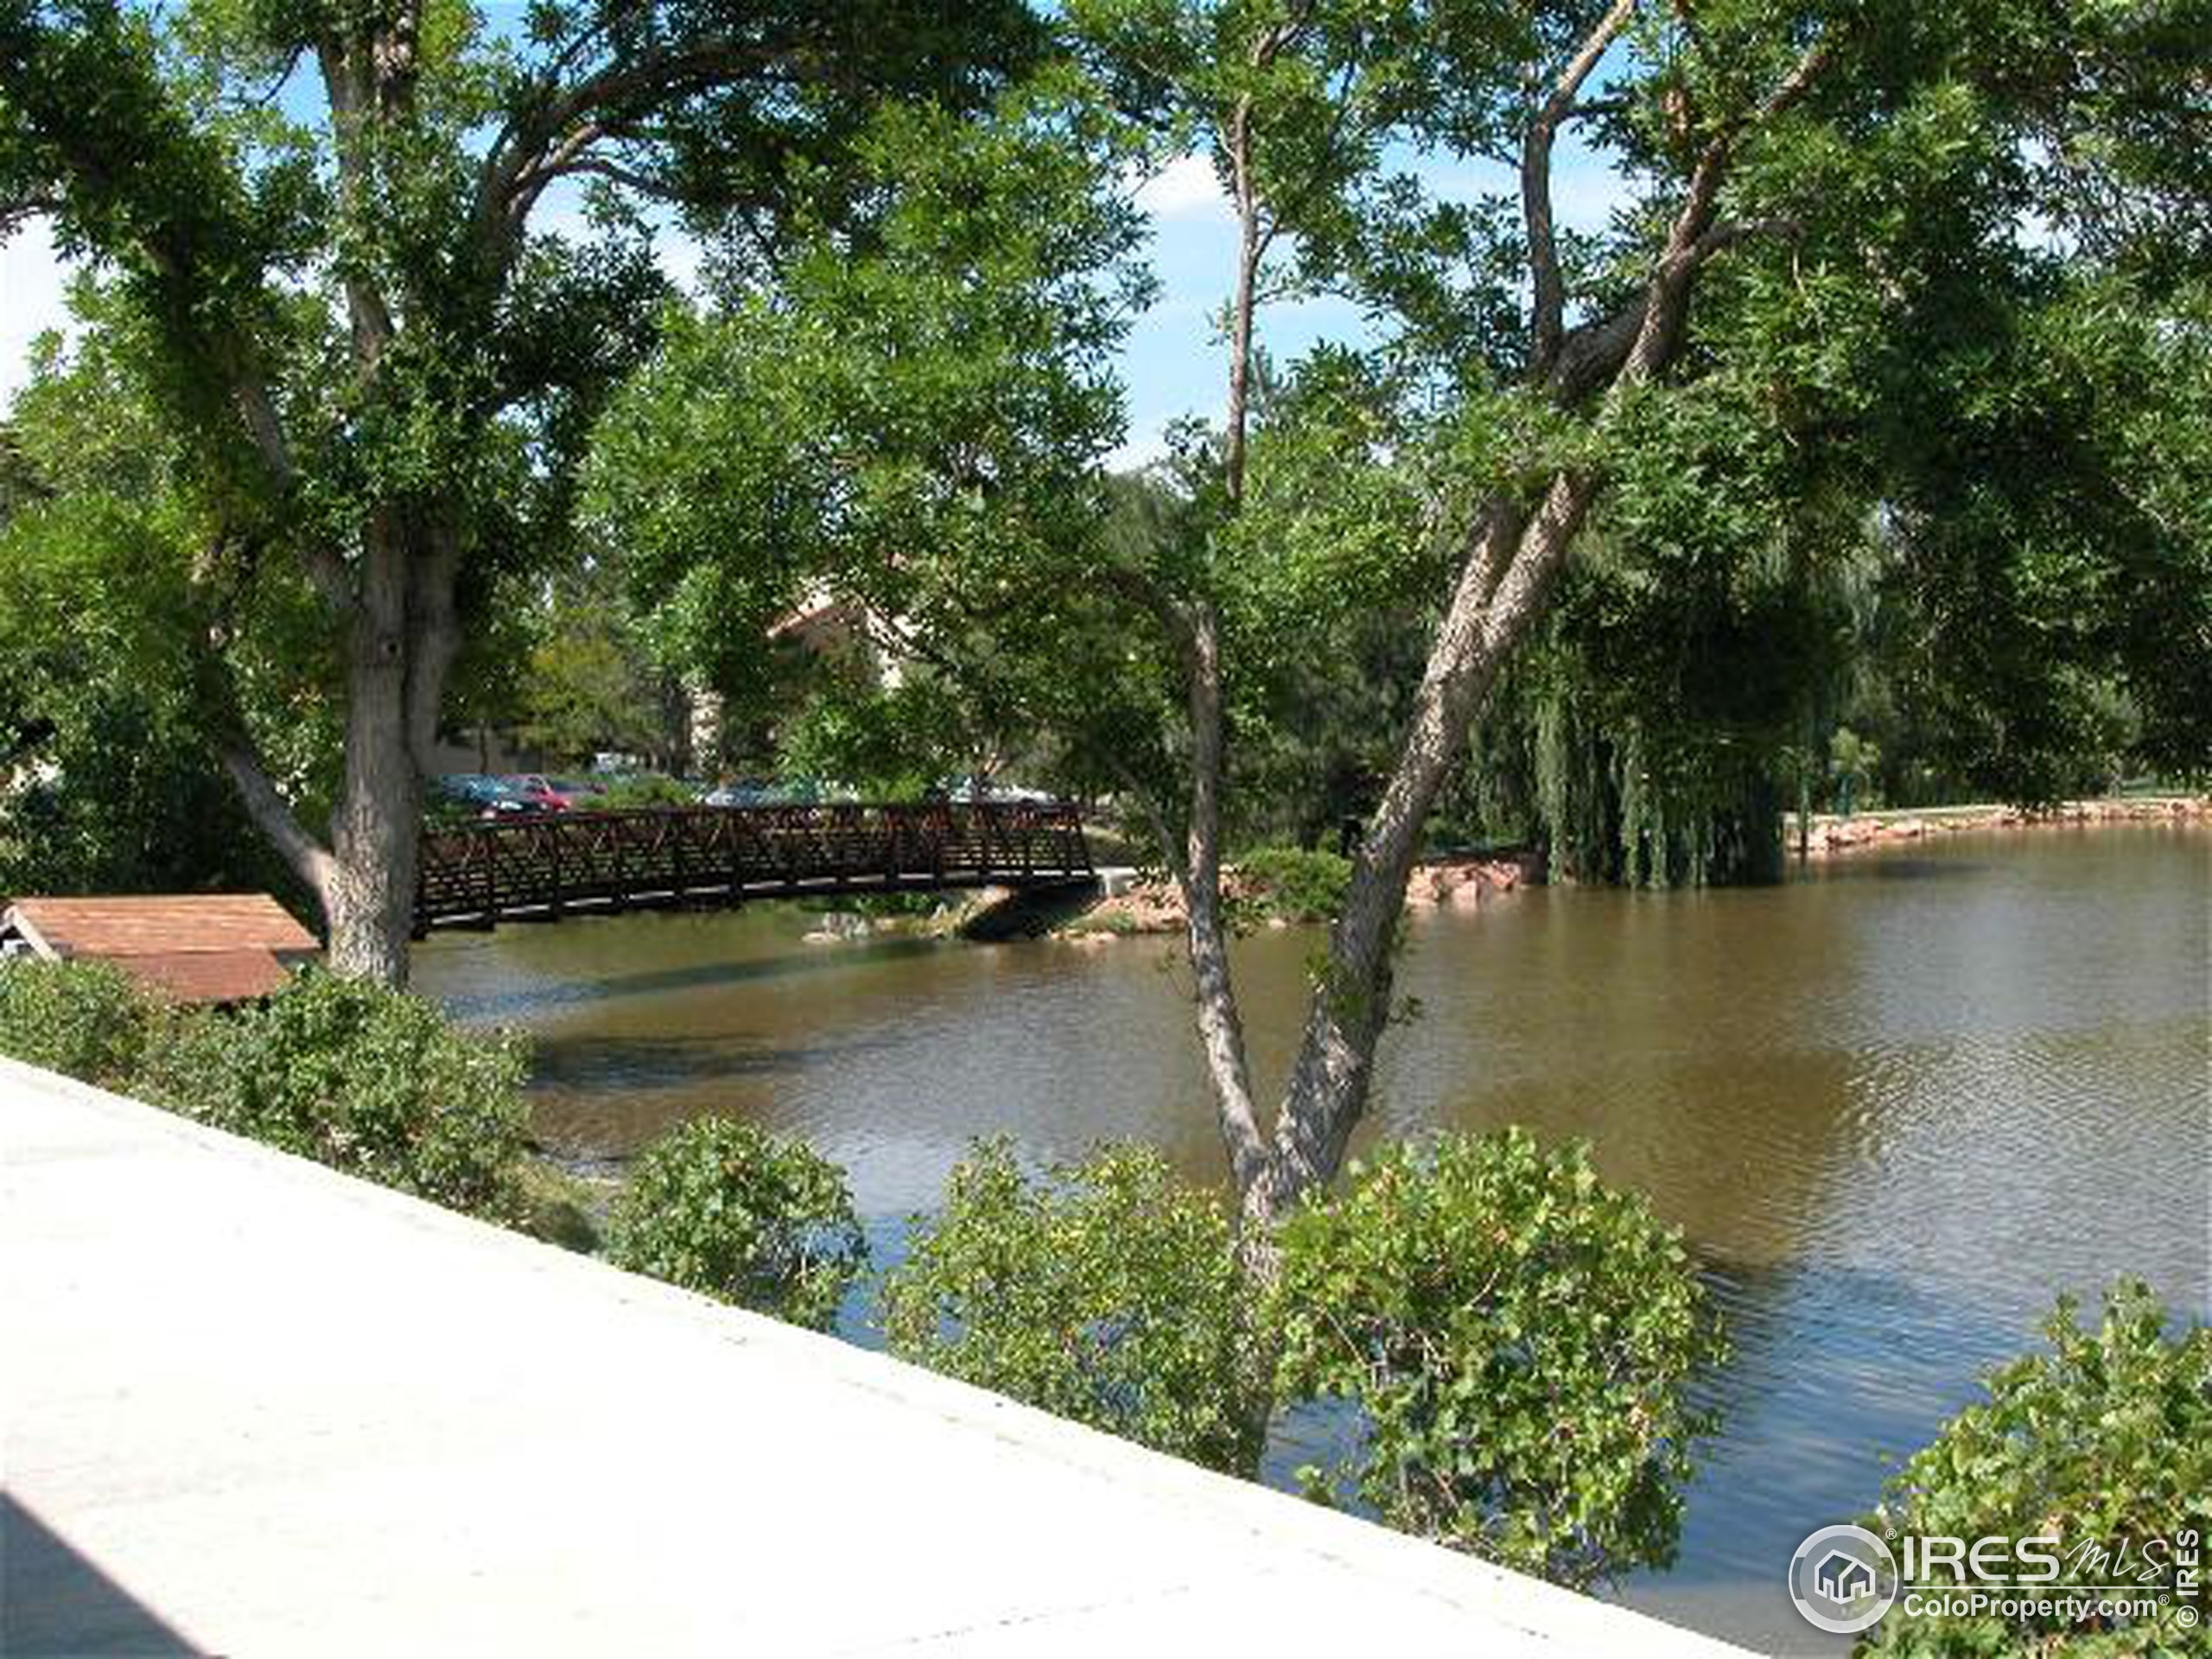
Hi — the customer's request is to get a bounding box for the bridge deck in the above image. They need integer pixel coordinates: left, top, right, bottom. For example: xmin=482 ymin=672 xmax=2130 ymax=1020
xmin=415 ymin=801 xmax=1093 ymax=933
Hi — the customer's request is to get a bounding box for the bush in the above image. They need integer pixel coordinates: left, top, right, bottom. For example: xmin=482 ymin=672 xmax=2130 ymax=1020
xmin=0 ymin=958 xmax=163 ymax=1086
xmin=1273 ymin=1128 xmax=1724 ymax=1589
xmin=607 ymin=1116 xmax=865 ymax=1330
xmin=1231 ymin=844 xmax=1351 ymax=924
xmin=140 ymin=969 xmax=530 ymax=1220
xmin=590 ymin=772 xmax=696 ymax=810
xmin=1861 ymin=1279 xmax=2210 ymax=1656
xmin=881 ymin=1140 xmax=1263 ymax=1475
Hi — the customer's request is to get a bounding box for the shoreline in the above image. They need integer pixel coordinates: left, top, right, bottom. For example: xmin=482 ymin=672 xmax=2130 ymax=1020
xmin=1058 ymin=849 xmax=1543 ymax=940
xmin=810 ymin=794 xmax=2207 ymax=946
xmin=1794 ymin=792 xmax=2207 ymax=858
xmin=1059 ymin=794 xmax=2206 ymax=938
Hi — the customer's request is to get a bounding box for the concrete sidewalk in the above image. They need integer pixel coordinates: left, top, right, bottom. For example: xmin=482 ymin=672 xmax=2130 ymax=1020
xmin=2 ymin=1058 xmax=1753 ymax=1656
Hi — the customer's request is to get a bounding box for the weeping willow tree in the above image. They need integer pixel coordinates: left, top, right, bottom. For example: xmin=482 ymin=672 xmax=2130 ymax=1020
xmin=1460 ymin=382 xmax=1864 ymax=891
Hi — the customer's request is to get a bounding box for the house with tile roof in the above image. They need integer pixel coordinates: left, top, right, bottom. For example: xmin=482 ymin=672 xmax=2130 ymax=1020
xmin=0 ymin=894 xmax=319 ymax=1004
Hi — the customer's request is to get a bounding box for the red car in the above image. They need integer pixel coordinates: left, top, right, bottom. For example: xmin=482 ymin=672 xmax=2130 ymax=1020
xmin=502 ymin=774 xmax=577 ymax=812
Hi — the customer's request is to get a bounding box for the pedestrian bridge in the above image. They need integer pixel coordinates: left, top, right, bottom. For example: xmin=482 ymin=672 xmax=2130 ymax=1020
xmin=413 ymin=800 xmax=1094 ymax=933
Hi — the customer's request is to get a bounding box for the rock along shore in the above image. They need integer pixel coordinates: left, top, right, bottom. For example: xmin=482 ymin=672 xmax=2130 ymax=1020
xmin=1059 ymin=850 xmax=1542 ymax=940
xmin=1796 ymin=793 xmax=2208 ymax=857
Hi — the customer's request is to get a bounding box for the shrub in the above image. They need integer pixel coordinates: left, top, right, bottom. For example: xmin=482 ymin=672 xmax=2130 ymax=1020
xmin=140 ymin=969 xmax=530 ymax=1220
xmin=1231 ymin=844 xmax=1351 ymax=924
xmin=1273 ymin=1128 xmax=1724 ymax=1589
xmin=0 ymin=958 xmax=163 ymax=1086
xmin=607 ymin=1116 xmax=865 ymax=1330
xmin=590 ymin=772 xmax=696 ymax=810
xmin=1861 ymin=1279 xmax=2210 ymax=1656
xmin=881 ymin=1140 xmax=1262 ymax=1475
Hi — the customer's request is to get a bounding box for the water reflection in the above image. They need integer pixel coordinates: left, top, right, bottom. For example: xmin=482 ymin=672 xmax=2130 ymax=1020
xmin=416 ymin=823 xmax=2210 ymax=1654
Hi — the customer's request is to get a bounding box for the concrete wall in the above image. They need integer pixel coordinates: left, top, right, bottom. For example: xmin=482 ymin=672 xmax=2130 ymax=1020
xmin=2 ymin=1058 xmax=1755 ymax=1657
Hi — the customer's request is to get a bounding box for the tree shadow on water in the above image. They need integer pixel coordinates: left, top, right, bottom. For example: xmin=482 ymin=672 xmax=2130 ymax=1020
xmin=439 ymin=933 xmax=949 ymax=1023
xmin=1808 ymin=855 xmax=1987 ymax=883
xmin=527 ymin=1027 xmax=911 ymax=1092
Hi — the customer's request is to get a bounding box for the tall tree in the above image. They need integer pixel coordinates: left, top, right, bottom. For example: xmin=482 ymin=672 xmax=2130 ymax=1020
xmin=1090 ymin=0 xmax=2212 ymax=1229
xmin=0 ymin=0 xmax=1040 ymax=980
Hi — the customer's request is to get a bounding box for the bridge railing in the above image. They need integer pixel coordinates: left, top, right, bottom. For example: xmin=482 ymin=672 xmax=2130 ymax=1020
xmin=414 ymin=800 xmax=1094 ymax=931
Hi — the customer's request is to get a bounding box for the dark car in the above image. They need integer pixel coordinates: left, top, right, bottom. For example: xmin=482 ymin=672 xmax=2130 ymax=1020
xmin=435 ymin=774 xmax=538 ymax=817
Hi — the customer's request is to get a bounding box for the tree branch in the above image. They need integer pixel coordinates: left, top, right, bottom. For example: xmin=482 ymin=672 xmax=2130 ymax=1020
xmin=314 ymin=35 xmax=397 ymax=372
xmin=219 ymin=739 xmax=337 ymax=913
xmin=474 ymin=33 xmax=805 ymax=259
xmin=1524 ymin=0 xmax=1638 ymax=380
xmin=539 ymin=153 xmax=678 ymax=202
xmin=1548 ymin=31 xmax=1834 ymax=404
xmin=1103 ymin=563 xmax=1198 ymax=667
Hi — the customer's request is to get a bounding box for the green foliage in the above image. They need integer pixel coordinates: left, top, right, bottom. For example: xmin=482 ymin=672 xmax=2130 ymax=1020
xmin=589 ymin=773 xmax=696 ymax=810
xmin=0 ymin=488 xmax=328 ymax=902
xmin=1856 ymin=274 xmax=2212 ymax=803
xmin=0 ymin=959 xmax=162 ymax=1088
xmin=773 ymin=677 xmax=988 ymax=801
xmin=582 ymin=75 xmax=1149 ymax=796
xmin=0 ymin=0 xmax=1046 ymax=949
xmin=139 ymin=970 xmax=530 ymax=1221
xmin=1862 ymin=1280 xmax=2212 ymax=1657
xmin=881 ymin=1139 xmax=1263 ymax=1475
xmin=1274 ymin=1129 xmax=1724 ymax=1590
xmin=608 ymin=1116 xmax=867 ymax=1332
xmin=0 ymin=959 xmax=594 ymax=1247
xmin=1231 ymin=844 xmax=1351 ymax=924
xmin=512 ymin=593 xmax=668 ymax=770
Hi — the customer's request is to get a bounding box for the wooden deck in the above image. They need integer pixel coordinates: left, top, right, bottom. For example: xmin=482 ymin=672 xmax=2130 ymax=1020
xmin=413 ymin=801 xmax=1095 ymax=932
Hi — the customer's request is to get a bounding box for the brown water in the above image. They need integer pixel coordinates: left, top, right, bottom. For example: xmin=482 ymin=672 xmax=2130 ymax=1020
xmin=416 ymin=824 xmax=2210 ymax=1654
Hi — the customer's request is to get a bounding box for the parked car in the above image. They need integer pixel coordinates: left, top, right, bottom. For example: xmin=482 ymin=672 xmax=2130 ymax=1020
xmin=931 ymin=774 xmax=1059 ymax=805
xmin=434 ymin=774 xmax=538 ymax=817
xmin=703 ymin=777 xmax=818 ymax=808
xmin=501 ymin=774 xmax=577 ymax=811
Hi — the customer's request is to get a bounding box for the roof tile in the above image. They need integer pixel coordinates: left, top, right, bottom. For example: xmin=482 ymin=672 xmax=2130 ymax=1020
xmin=4 ymin=894 xmax=317 ymax=959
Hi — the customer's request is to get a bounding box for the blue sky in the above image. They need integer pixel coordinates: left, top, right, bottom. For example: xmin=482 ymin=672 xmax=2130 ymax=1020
xmin=1115 ymin=138 xmax=1624 ymax=465
xmin=0 ymin=81 xmax=1628 ymax=465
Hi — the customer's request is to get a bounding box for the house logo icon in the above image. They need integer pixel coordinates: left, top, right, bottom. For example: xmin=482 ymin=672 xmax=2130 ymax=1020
xmin=1789 ymin=1524 xmax=1898 ymax=1634
xmin=1815 ymin=1550 xmax=1874 ymax=1602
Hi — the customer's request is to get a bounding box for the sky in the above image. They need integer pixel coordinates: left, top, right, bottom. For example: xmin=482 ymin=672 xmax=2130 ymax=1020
xmin=0 ymin=73 xmax=1627 ymax=468
xmin=1114 ymin=140 xmax=1624 ymax=466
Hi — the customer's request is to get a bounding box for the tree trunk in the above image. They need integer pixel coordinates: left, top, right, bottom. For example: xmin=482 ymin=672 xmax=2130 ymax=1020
xmin=1252 ymin=477 xmax=1598 ymax=1221
xmin=1176 ymin=605 xmax=1272 ymax=1213
xmin=1173 ymin=105 xmax=1274 ymax=1224
xmin=317 ymin=516 xmax=460 ymax=987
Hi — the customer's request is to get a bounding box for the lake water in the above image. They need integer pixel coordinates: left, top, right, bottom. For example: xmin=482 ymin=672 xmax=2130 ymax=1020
xmin=416 ymin=823 xmax=2210 ymax=1654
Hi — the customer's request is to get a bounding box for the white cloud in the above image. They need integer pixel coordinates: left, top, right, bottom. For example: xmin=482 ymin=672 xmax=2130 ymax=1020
xmin=654 ymin=226 xmax=705 ymax=294
xmin=1133 ymin=153 xmax=1230 ymax=222
xmin=1105 ymin=422 xmax=1173 ymax=474
xmin=0 ymin=218 xmax=79 ymax=412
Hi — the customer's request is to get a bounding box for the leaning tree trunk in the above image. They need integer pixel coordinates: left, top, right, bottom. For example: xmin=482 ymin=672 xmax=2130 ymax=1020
xmin=1252 ymin=479 xmax=1599 ymax=1222
xmin=1232 ymin=5 xmax=1825 ymax=1220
